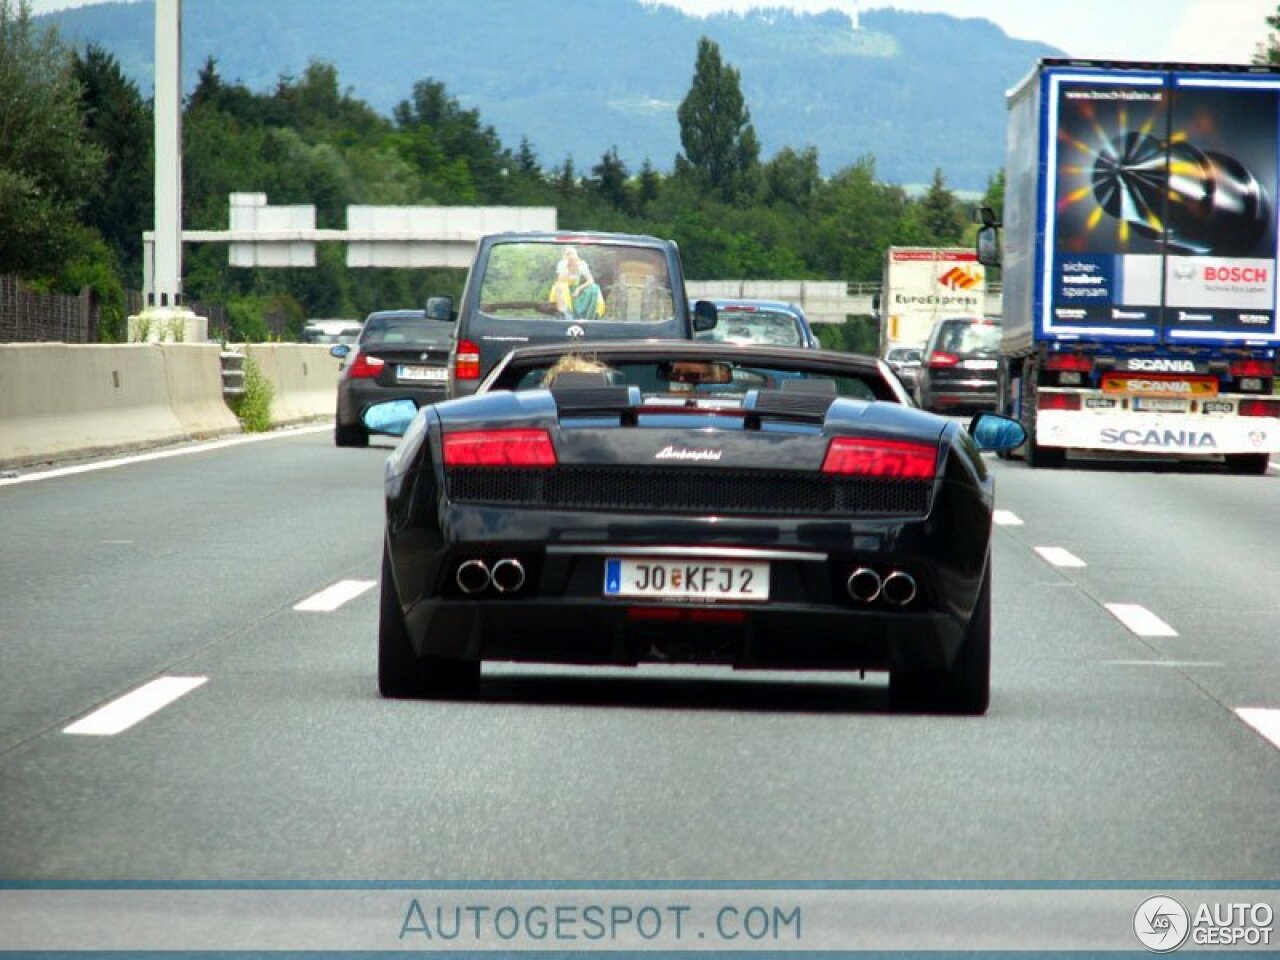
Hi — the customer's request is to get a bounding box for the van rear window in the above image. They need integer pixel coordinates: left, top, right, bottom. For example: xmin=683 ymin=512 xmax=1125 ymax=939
xmin=478 ymin=242 xmax=674 ymax=324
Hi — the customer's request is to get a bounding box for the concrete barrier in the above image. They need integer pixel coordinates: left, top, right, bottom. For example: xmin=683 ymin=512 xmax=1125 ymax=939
xmin=241 ymin=343 xmax=342 ymax=426
xmin=159 ymin=343 xmax=241 ymax=437
xmin=0 ymin=344 xmax=190 ymax=467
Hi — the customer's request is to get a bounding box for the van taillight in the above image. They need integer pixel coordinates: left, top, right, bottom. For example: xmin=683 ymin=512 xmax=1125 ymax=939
xmin=454 ymin=339 xmax=481 ymax=380
xmin=927 ymin=351 xmax=959 ymax=369
xmin=1045 ymin=353 xmax=1092 ymax=372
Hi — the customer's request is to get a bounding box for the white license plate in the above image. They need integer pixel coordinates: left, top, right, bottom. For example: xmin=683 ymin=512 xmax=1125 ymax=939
xmin=962 ymin=359 xmax=998 ymax=370
xmin=1134 ymin=396 xmax=1189 ymax=413
xmin=397 ymin=365 xmax=447 ymax=382
xmin=604 ymin=558 xmax=769 ymax=602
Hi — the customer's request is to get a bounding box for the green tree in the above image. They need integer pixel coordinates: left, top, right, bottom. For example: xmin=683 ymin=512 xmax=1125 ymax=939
xmin=981 ymin=168 xmax=1005 ymax=221
xmin=676 ymin=36 xmax=759 ymax=201
xmin=0 ymin=0 xmax=104 ymax=274
xmin=72 ymin=44 xmax=151 ymax=277
xmin=763 ymin=146 xmax=821 ymax=210
xmin=914 ymin=167 xmax=967 ymax=244
xmin=636 ymin=158 xmax=661 ymax=210
xmin=591 ymin=146 xmax=630 ymax=213
xmin=1254 ymin=4 xmax=1280 ymax=64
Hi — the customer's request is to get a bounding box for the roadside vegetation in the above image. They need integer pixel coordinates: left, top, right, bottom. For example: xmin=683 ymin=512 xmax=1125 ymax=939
xmin=4 ymin=0 xmax=1278 ymax=347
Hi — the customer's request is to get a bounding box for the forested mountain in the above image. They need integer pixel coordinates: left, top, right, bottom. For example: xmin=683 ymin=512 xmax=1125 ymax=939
xmin=42 ymin=0 xmax=1060 ymax=190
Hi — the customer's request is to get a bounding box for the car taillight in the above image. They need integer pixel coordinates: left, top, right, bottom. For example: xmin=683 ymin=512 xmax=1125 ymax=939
xmin=1045 ymin=353 xmax=1092 ymax=372
xmin=1239 ymin=398 xmax=1280 ymax=418
xmin=1037 ymin=391 xmax=1082 ymax=411
xmin=347 ymin=351 xmax=385 ymax=379
xmin=454 ymin=339 xmax=481 ymax=380
xmin=927 ymin=351 xmax=960 ymax=368
xmin=1230 ymin=359 xmax=1275 ymax=378
xmin=442 ymin=429 xmax=557 ymax=467
xmin=822 ymin=437 xmax=937 ymax=479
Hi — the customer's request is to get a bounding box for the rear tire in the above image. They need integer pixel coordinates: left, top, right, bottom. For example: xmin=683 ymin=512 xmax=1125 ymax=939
xmin=1224 ymin=453 xmax=1270 ymax=475
xmin=335 ymin=419 xmax=368 ymax=448
xmin=890 ymin=568 xmax=991 ymax=715
xmin=378 ymin=545 xmax=479 ymax=699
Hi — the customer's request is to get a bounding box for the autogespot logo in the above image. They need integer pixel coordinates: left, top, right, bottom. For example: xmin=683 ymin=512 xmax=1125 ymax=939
xmin=1134 ymin=896 xmax=1190 ymax=952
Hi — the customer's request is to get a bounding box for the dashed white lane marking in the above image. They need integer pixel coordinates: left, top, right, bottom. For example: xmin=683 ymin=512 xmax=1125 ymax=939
xmin=1035 ymin=546 xmax=1086 ymax=568
xmin=0 ymin=425 xmax=332 ymax=488
xmin=993 ymin=510 xmax=1023 ymax=526
xmin=63 ymin=676 xmax=207 ymax=736
xmin=1105 ymin=603 xmax=1178 ymax=638
xmin=1236 ymin=709 xmax=1280 ymax=752
xmin=294 ymin=579 xmax=376 ymax=612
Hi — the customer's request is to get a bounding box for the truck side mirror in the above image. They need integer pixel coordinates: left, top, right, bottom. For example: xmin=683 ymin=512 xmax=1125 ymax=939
xmin=976 ymin=225 xmax=1001 ymax=268
xmin=426 ymin=296 xmax=455 ymax=322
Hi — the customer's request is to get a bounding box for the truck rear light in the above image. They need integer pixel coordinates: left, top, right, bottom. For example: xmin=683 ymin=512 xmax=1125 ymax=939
xmin=822 ymin=437 xmax=937 ymax=479
xmin=347 ymin=352 xmax=385 ymax=379
xmin=443 ymin=429 xmax=557 ymax=467
xmin=454 ymin=339 xmax=481 ymax=380
xmin=1037 ymin=391 xmax=1082 ymax=411
xmin=927 ymin=351 xmax=960 ymax=368
xmin=1230 ymin=359 xmax=1275 ymax=378
xmin=1239 ymin=398 xmax=1280 ymax=418
xmin=1045 ymin=353 xmax=1092 ymax=372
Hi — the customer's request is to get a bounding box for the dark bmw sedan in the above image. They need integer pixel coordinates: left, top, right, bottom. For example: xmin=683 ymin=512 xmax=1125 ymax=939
xmin=333 ymin=310 xmax=454 ymax=447
xmin=915 ymin=316 xmax=1002 ymax=413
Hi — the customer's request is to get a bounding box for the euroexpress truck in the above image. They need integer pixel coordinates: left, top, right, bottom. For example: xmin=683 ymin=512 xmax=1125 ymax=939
xmin=878 ymin=246 xmax=986 ymax=357
xmin=977 ymin=59 xmax=1280 ymax=473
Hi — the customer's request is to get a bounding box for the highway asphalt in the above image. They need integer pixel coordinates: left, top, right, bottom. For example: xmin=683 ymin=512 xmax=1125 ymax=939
xmin=0 ymin=430 xmax=1277 ymax=880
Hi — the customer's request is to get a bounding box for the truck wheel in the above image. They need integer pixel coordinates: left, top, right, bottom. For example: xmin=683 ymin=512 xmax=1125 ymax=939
xmin=378 ymin=546 xmax=480 ymax=699
xmin=1021 ymin=362 xmax=1065 ymax=469
xmin=1224 ymin=453 xmax=1270 ymax=475
xmin=890 ymin=568 xmax=990 ymax=715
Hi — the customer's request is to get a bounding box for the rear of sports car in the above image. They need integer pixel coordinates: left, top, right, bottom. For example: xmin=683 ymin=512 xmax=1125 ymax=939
xmin=379 ymin=387 xmax=996 ymax=712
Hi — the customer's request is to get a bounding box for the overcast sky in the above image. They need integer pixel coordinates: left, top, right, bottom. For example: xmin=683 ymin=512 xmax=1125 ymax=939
xmin=24 ymin=0 xmax=1279 ymax=64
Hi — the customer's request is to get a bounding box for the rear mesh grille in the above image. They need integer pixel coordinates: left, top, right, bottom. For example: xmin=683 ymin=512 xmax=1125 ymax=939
xmin=447 ymin=466 xmax=931 ymax=516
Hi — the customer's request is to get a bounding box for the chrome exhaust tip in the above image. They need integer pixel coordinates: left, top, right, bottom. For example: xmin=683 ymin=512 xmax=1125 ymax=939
xmin=846 ymin=567 xmax=882 ymax=604
xmin=490 ymin=558 xmax=526 ymax=594
xmin=882 ymin=571 xmax=918 ymax=607
xmin=456 ymin=559 xmax=491 ymax=595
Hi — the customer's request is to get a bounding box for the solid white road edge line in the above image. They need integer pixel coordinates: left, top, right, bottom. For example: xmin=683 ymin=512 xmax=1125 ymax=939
xmin=1236 ymin=708 xmax=1280 ymax=752
xmin=1034 ymin=546 xmax=1087 ymax=568
xmin=63 ymin=676 xmax=207 ymax=736
xmin=993 ymin=510 xmax=1023 ymax=526
xmin=294 ymin=579 xmax=377 ymax=612
xmin=1102 ymin=660 xmax=1223 ymax=668
xmin=0 ymin=425 xmax=332 ymax=488
xmin=1104 ymin=603 xmax=1178 ymax=638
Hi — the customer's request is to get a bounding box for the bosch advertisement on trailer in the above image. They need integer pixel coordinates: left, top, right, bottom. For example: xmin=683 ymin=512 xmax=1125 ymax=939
xmin=1045 ymin=70 xmax=1280 ymax=343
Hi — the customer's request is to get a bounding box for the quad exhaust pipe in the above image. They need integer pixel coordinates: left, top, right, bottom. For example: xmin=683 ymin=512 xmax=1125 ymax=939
xmin=455 ymin=559 xmax=491 ymax=594
xmin=490 ymin=558 xmax=526 ymax=594
xmin=881 ymin=571 xmax=918 ymax=607
xmin=846 ymin=567 xmax=917 ymax=607
xmin=456 ymin=557 xmax=526 ymax=595
xmin=846 ymin=568 xmax=882 ymax=604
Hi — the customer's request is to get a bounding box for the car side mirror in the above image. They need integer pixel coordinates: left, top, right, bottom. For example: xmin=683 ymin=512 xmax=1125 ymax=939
xmin=329 ymin=343 xmax=351 ymax=359
xmin=362 ymin=399 xmax=419 ymax=437
xmin=426 ymin=296 xmax=455 ymax=322
xmin=976 ymin=224 xmax=1001 ymax=268
xmin=969 ymin=412 xmax=1026 ymax=452
xmin=692 ymin=300 xmax=718 ymax=333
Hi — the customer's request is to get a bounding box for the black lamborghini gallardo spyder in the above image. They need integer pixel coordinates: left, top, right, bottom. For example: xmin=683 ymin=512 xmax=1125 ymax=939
xmin=362 ymin=342 xmax=1025 ymax=714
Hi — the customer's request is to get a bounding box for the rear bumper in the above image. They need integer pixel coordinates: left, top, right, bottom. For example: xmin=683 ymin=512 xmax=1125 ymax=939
xmin=406 ymin=596 xmax=964 ymax=672
xmin=1036 ymin=409 xmax=1280 ymax=454
xmin=337 ymin=378 xmax=447 ymax=425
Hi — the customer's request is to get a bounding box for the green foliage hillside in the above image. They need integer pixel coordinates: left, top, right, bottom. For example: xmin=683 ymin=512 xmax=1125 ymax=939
xmin=43 ymin=0 xmax=1060 ymax=190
